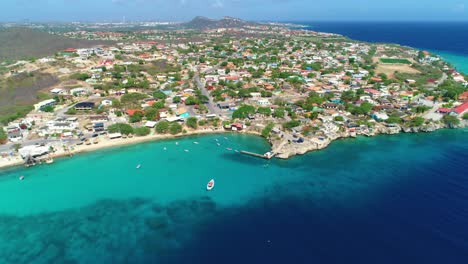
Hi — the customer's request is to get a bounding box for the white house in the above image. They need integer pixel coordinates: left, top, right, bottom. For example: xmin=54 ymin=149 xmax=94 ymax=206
xmin=101 ymin=99 xmax=113 ymax=106
xmin=257 ymin=99 xmax=270 ymax=106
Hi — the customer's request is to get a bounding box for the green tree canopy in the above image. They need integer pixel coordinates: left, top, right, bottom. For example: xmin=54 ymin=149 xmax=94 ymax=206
xmin=186 ymin=117 xmax=198 ymax=129
xmin=108 ymin=123 xmax=134 ymax=135
xmin=169 ymin=122 xmax=183 ymax=135
xmin=232 ymin=105 xmax=256 ymax=119
xmin=442 ymin=115 xmax=460 ymax=127
xmin=153 ymin=90 xmax=167 ymax=100
xmin=261 ymin=123 xmax=275 ymax=138
xmin=156 ymin=121 xmax=170 ymax=134
xmin=257 ymin=107 xmax=272 ymax=116
xmin=134 ymin=127 xmax=151 ymax=136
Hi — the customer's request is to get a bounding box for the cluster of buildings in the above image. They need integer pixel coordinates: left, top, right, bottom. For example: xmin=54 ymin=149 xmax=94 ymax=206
xmin=2 ymin=23 xmax=467 ymax=151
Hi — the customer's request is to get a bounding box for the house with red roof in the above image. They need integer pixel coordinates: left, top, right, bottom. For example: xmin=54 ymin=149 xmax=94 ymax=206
xmin=437 ymin=108 xmax=452 ymax=114
xmin=453 ymin=102 xmax=468 ymax=115
xmin=126 ymin=109 xmax=144 ymax=116
xmin=459 ymin=91 xmax=468 ymax=102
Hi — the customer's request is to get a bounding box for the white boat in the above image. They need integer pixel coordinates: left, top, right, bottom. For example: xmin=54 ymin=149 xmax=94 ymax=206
xmin=206 ymin=179 xmax=215 ymax=191
xmin=19 ymin=176 xmax=25 ymax=180
xmin=215 ymin=139 xmax=219 ymax=142
xmin=226 ymin=148 xmax=232 ymax=151
xmin=224 ymin=137 xmax=228 ymax=140
xmin=184 ymin=149 xmax=189 ymax=152
xmin=163 ymin=147 xmax=167 ymax=151
xmin=136 ymin=164 xmax=141 ymax=169
xmin=216 ymin=143 xmax=221 ymax=146
xmin=235 ymin=150 xmax=239 ymax=153
xmin=193 ymin=142 xmax=199 ymax=144
xmin=175 ymin=142 xmax=179 ymax=145
xmin=45 ymin=158 xmax=54 ymax=164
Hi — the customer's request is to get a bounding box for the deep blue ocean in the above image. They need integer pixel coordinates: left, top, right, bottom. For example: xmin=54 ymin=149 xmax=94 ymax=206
xmin=0 ymin=23 xmax=467 ymax=264
xmin=296 ymin=21 xmax=468 ymax=55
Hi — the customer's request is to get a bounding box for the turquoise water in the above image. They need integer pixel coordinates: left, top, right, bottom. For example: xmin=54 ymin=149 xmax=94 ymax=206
xmin=431 ymin=50 xmax=468 ymax=74
xmin=0 ymin=130 xmax=467 ymax=263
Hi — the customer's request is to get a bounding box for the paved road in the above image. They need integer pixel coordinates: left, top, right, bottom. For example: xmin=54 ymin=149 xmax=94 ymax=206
xmin=194 ymin=73 xmax=220 ymax=116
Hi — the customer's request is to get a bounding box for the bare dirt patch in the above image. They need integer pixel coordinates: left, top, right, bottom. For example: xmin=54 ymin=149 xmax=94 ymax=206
xmin=373 ymin=57 xmax=420 ymax=77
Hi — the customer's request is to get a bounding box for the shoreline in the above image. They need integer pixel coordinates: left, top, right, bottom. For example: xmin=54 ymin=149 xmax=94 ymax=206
xmin=0 ymin=128 xmax=263 ymax=170
xmin=1 ymin=122 xmax=466 ymax=171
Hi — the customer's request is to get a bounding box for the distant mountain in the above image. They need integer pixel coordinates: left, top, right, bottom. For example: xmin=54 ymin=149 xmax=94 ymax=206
xmin=183 ymin=16 xmax=256 ymax=30
xmin=0 ymin=27 xmax=110 ymax=61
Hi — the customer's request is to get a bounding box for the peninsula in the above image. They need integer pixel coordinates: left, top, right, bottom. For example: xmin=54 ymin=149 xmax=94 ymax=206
xmin=1 ymin=18 xmax=467 ymax=168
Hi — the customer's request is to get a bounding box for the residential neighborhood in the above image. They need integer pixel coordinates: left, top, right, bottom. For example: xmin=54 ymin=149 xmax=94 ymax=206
xmin=1 ymin=21 xmax=467 ymax=165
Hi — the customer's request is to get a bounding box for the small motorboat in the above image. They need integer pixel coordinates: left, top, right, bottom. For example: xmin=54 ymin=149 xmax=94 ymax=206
xmin=184 ymin=149 xmax=190 ymax=152
xmin=193 ymin=142 xmax=199 ymax=145
xmin=215 ymin=139 xmax=219 ymax=142
xmin=175 ymin=142 xmax=179 ymax=145
xmin=136 ymin=164 xmax=141 ymax=169
xmin=224 ymin=137 xmax=228 ymax=140
xmin=45 ymin=158 xmax=54 ymax=164
xmin=226 ymin=148 xmax=232 ymax=151
xmin=206 ymin=179 xmax=215 ymax=191
xmin=235 ymin=150 xmax=239 ymax=153
xmin=19 ymin=176 xmax=25 ymax=181
xmin=163 ymin=147 xmax=167 ymax=151
xmin=216 ymin=143 xmax=221 ymax=146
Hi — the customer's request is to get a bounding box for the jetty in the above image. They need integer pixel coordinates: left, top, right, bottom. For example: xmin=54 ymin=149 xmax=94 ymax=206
xmin=240 ymin=151 xmax=275 ymax=160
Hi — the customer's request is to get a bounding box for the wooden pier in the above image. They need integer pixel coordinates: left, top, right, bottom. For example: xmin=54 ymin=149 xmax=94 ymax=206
xmin=240 ymin=151 xmax=275 ymax=160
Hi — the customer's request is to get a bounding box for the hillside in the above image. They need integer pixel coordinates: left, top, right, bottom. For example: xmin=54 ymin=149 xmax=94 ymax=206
xmin=0 ymin=27 xmax=111 ymax=61
xmin=182 ymin=16 xmax=256 ymax=30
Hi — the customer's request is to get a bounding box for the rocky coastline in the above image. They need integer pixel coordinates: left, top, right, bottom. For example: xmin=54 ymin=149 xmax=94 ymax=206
xmin=271 ymin=121 xmax=467 ymax=160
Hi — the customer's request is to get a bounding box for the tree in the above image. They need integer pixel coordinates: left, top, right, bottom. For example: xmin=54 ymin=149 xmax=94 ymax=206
xmin=261 ymin=122 xmax=275 ymax=138
xmin=134 ymin=127 xmax=151 ymax=136
xmin=156 ymin=121 xmax=170 ymax=133
xmin=0 ymin=128 xmax=7 ymax=144
xmin=112 ymin=99 xmax=121 ymax=107
xmin=145 ymin=108 xmax=158 ymax=121
xmin=108 ymin=123 xmax=134 ymax=135
xmin=186 ymin=117 xmax=198 ymax=129
xmin=169 ymin=122 xmax=182 ymax=135
xmin=283 ymin=120 xmax=301 ymax=130
xmin=185 ymin=96 xmax=198 ymax=105
xmin=153 ymin=90 xmax=167 ymax=100
xmin=463 ymin=113 xmax=468 ymax=120
xmin=65 ymin=108 xmax=77 ymax=115
xmin=334 ymin=116 xmax=344 ymax=122
xmin=273 ymin=107 xmax=285 ymax=118
xmin=232 ymin=105 xmax=256 ymax=119
xmin=442 ymin=115 xmax=460 ymax=127
xmin=42 ymin=105 xmax=55 ymax=113
xmin=409 ymin=117 xmax=425 ymax=127
xmin=172 ymin=96 xmax=181 ymax=103
xmin=129 ymin=112 xmax=144 ymax=123
xmin=257 ymin=107 xmax=272 ymax=116
xmin=385 ymin=115 xmax=401 ymax=124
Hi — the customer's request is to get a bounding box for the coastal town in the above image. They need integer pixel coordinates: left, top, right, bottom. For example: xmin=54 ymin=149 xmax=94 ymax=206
xmin=1 ymin=18 xmax=468 ymax=168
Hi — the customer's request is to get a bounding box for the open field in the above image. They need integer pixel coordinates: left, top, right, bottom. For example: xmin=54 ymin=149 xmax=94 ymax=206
xmin=0 ymin=72 xmax=59 ymax=124
xmin=0 ymin=27 xmax=112 ymax=61
xmin=374 ymin=57 xmax=420 ymax=77
xmin=379 ymin=58 xmax=412 ymax=64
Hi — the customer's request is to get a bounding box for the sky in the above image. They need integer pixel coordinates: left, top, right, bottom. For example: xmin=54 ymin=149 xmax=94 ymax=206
xmin=2 ymin=0 xmax=468 ymax=22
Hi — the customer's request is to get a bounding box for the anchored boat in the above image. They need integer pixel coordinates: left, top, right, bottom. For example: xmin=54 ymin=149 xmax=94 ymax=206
xmin=207 ymin=179 xmax=215 ymax=191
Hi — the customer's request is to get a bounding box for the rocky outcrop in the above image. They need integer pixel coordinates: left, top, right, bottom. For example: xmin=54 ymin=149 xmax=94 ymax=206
xmin=270 ymin=120 xmax=467 ymax=160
